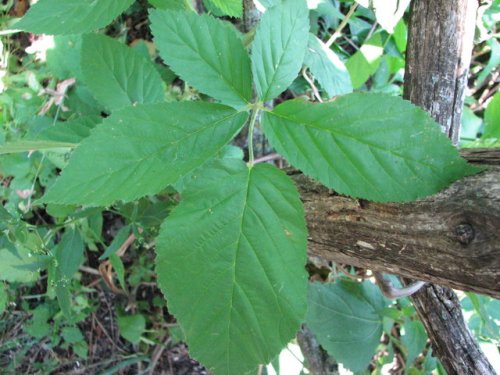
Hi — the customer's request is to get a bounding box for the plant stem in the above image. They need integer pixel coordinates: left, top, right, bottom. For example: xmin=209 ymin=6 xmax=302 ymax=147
xmin=325 ymin=2 xmax=358 ymax=48
xmin=247 ymin=107 xmax=260 ymax=166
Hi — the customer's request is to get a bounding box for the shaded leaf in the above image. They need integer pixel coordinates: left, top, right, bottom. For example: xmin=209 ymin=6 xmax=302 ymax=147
xmin=117 ymin=314 xmax=146 ymax=344
xmin=0 ymin=243 xmax=41 ymax=283
xmin=15 ymin=0 xmax=135 ymax=35
xmin=346 ymin=33 xmax=384 ymax=89
xmin=37 ymin=116 xmax=102 ymax=144
xmin=304 ymin=34 xmax=352 ymax=98
xmin=156 ymin=159 xmax=307 ymax=375
xmin=483 ymin=92 xmax=500 ymax=138
xmin=401 ymin=320 xmax=427 ymax=368
xmin=54 ymin=229 xmax=85 ymax=318
xmin=307 ymin=280 xmax=386 ymax=372
xmin=0 ymin=283 xmax=7 ymax=315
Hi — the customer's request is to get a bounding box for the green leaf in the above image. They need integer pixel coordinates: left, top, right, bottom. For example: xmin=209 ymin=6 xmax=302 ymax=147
xmin=0 ymin=140 xmax=76 ymax=154
xmin=462 ymin=138 xmax=500 ymax=148
xmin=15 ymin=0 xmax=135 ymax=35
xmin=204 ymin=0 xmax=243 ymax=17
xmin=401 ymin=320 xmax=427 ymax=367
xmin=150 ymin=10 xmax=252 ymax=109
xmin=304 ymin=34 xmax=352 ymax=98
xmin=477 ymin=39 xmax=500 ymax=86
xmin=156 ymin=159 xmax=308 ymax=375
xmin=262 ymin=93 xmax=480 ymax=202
xmin=54 ymin=229 xmax=85 ymax=318
xmin=54 ymin=229 xmax=85 ymax=281
xmin=148 ymin=0 xmax=193 ymax=10
xmin=356 ymin=0 xmax=410 ymax=33
xmin=393 ymin=19 xmax=407 ymax=53
xmin=251 ymin=0 xmax=310 ymax=101
xmin=81 ymin=34 xmax=164 ymax=111
xmin=306 ymin=280 xmax=386 ymax=372
xmin=117 ymin=314 xmax=146 ymax=344
xmin=346 ymin=33 xmax=384 ymax=89
xmin=460 ymin=107 xmax=483 ymax=141
xmin=25 ymin=305 xmax=52 ymax=339
xmin=258 ymin=0 xmax=281 ymax=8
xmin=46 ymin=35 xmax=83 ymax=80
xmin=99 ymin=225 xmax=131 ymax=260
xmin=109 ymin=254 xmax=126 ymax=291
xmin=0 ymin=244 xmax=41 ymax=283
xmin=62 ymin=326 xmax=85 ymax=344
xmin=37 ymin=116 xmax=102 ymax=144
xmin=41 ymin=102 xmax=248 ymax=206
xmin=0 ymin=283 xmax=7 ymax=315
xmin=483 ymin=92 xmax=500 ymax=138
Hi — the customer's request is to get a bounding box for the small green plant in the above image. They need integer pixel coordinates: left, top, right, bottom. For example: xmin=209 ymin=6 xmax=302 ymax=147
xmin=1 ymin=0 xmax=490 ymax=374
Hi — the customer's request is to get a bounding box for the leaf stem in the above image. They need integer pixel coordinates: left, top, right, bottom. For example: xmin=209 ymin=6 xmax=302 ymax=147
xmin=247 ymin=107 xmax=260 ymax=166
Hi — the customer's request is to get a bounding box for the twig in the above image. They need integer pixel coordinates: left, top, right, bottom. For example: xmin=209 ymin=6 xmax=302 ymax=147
xmin=301 ymin=67 xmax=323 ymax=103
xmin=147 ymin=338 xmax=171 ymax=375
xmin=254 ymin=153 xmax=281 ymax=164
xmin=325 ymin=2 xmax=358 ymax=47
xmin=79 ymin=266 xmax=100 ymax=276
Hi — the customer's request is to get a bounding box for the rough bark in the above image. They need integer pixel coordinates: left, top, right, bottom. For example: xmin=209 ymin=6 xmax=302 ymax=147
xmin=404 ymin=283 xmax=495 ymax=374
xmin=404 ymin=0 xmax=477 ymax=145
xmin=402 ymin=1 xmax=495 ymax=374
xmin=243 ymin=0 xmax=261 ymax=32
xmin=296 ymin=149 xmax=500 ymax=299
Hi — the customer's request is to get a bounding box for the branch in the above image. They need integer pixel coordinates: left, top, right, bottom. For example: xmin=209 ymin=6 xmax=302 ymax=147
xmin=294 ymin=148 xmax=500 ymax=299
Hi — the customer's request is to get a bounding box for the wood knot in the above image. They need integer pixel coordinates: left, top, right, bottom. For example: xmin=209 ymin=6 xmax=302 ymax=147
xmin=455 ymin=223 xmax=475 ymax=245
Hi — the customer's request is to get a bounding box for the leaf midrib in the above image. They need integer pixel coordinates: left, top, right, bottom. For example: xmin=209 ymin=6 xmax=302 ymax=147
xmin=267 ymin=111 xmax=448 ymax=177
xmin=160 ymin=13 xmax=250 ymax=105
xmin=260 ymin=7 xmax=304 ymax=101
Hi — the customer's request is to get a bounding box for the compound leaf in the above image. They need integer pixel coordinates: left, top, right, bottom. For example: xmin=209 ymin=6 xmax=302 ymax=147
xmin=81 ymin=34 xmax=164 ymax=111
xmin=15 ymin=0 xmax=135 ymax=35
xmin=150 ymin=10 xmax=252 ymax=109
xmin=307 ymin=280 xmax=386 ymax=372
xmin=41 ymin=102 xmax=248 ymax=206
xmin=156 ymin=159 xmax=307 ymax=375
xmin=262 ymin=93 xmax=480 ymax=202
xmin=251 ymin=0 xmax=309 ymax=101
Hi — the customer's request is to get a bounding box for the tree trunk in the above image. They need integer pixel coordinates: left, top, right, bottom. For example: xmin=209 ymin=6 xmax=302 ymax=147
xmin=404 ymin=0 xmax=477 ymax=146
xmin=296 ymin=0 xmax=496 ymax=373
xmin=297 ymin=149 xmax=500 ymax=299
xmin=402 ymin=1 xmax=494 ymax=373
